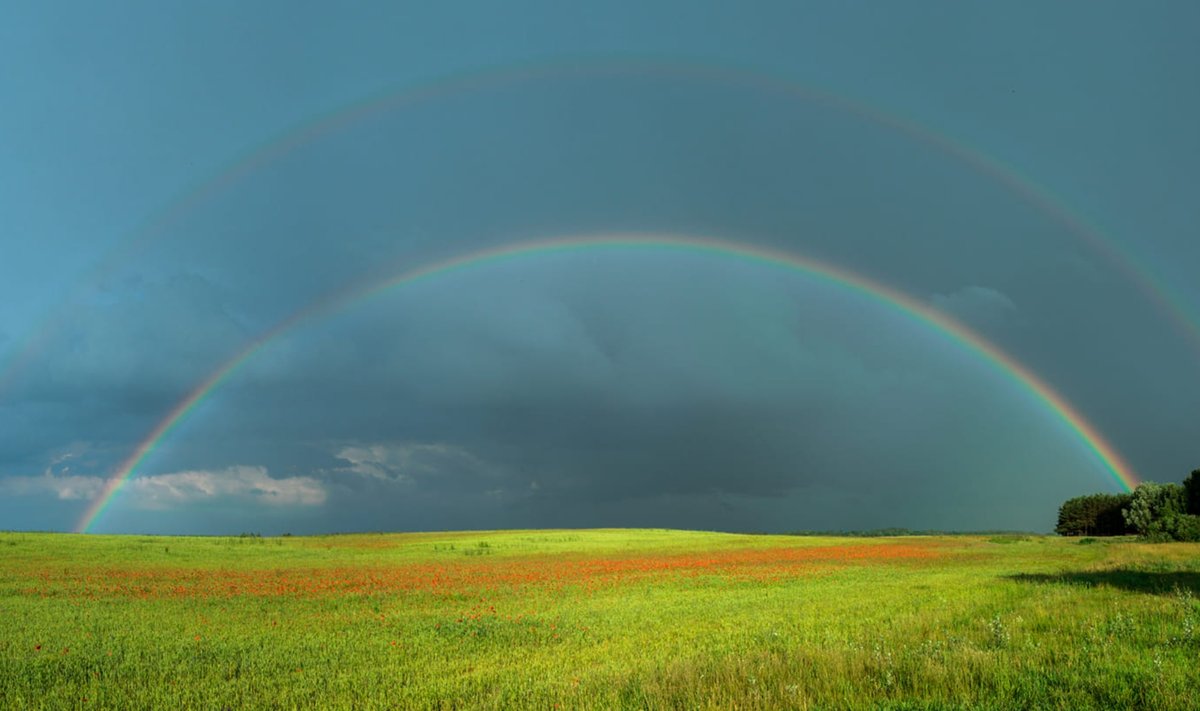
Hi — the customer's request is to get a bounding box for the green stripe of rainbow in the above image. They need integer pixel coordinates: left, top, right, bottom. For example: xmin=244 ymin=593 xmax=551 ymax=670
xmin=76 ymin=233 xmax=1139 ymax=533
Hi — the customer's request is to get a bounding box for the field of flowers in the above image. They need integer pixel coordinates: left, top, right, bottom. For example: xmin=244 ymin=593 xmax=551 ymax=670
xmin=2 ymin=529 xmax=1198 ymax=709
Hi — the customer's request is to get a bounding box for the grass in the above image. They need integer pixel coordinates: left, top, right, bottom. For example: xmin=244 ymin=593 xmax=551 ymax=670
xmin=1 ymin=529 xmax=1198 ymax=709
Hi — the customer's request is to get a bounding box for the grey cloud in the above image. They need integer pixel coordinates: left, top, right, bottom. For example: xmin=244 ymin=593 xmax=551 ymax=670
xmin=0 ymin=473 xmax=104 ymax=501
xmin=334 ymin=442 xmax=500 ymax=488
xmin=931 ymin=286 xmax=1017 ymax=327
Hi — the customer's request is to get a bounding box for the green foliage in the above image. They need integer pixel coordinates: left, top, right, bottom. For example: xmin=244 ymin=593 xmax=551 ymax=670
xmin=988 ymin=535 xmax=1032 ymax=544
xmin=462 ymin=541 xmax=494 ymax=556
xmin=1063 ymin=474 xmax=1200 ymax=542
xmin=786 ymin=528 xmax=1037 ymax=537
xmin=1159 ymin=514 xmax=1200 ymax=543
xmin=1055 ymin=493 xmax=1132 ymax=536
xmin=1124 ymin=482 xmax=1187 ymax=539
xmin=1184 ymin=469 xmax=1200 ymax=516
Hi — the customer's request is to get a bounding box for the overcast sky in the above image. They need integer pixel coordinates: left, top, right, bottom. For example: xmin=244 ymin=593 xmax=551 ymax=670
xmin=2 ymin=2 xmax=1197 ymax=535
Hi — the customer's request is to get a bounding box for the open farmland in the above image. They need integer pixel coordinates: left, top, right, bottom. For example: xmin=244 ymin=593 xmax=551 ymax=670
xmin=2 ymin=530 xmax=1198 ymax=709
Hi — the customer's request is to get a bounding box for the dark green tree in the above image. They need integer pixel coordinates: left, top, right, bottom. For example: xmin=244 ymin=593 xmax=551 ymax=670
xmin=1184 ymin=469 xmax=1200 ymax=515
xmin=1094 ymin=494 xmax=1133 ymax=535
xmin=1055 ymin=497 xmax=1091 ymax=536
xmin=1055 ymin=493 xmax=1132 ymax=536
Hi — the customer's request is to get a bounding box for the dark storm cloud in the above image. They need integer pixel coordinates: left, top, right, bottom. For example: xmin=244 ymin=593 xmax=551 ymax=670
xmin=110 ymin=254 xmax=1115 ymax=533
xmin=0 ymin=272 xmax=247 ymax=477
xmin=17 ymin=273 xmax=245 ymax=400
xmin=2 ymin=3 xmax=1197 ymax=534
xmin=122 ymin=70 xmax=1061 ymax=299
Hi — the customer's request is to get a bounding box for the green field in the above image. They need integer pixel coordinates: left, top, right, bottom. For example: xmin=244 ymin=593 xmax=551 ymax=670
xmin=2 ymin=529 xmax=1198 ymax=709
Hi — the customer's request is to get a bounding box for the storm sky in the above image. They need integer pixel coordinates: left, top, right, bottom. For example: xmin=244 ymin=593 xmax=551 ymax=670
xmin=2 ymin=2 xmax=1197 ymax=535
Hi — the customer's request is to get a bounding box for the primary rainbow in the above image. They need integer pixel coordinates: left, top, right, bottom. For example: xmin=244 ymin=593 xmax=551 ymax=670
xmin=75 ymin=233 xmax=1139 ymax=532
xmin=7 ymin=58 xmax=1198 ymax=403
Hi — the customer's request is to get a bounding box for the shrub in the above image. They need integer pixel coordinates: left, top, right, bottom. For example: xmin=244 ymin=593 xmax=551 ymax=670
xmin=1124 ymin=482 xmax=1188 ymax=540
xmin=1161 ymin=513 xmax=1200 ymax=543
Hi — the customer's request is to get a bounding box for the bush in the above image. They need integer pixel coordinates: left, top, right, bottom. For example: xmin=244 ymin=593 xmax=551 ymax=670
xmin=1161 ymin=513 xmax=1200 ymax=542
xmin=1123 ymin=485 xmax=1190 ymax=540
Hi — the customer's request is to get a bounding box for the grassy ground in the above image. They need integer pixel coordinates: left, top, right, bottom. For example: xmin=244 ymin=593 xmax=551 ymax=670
xmin=1 ymin=529 xmax=1197 ymax=709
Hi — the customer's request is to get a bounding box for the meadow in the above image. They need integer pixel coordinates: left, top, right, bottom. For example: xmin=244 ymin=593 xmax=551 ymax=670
xmin=1 ymin=529 xmax=1198 ymax=710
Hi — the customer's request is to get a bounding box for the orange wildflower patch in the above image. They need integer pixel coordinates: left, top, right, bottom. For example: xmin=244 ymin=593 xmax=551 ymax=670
xmin=18 ymin=542 xmax=941 ymax=600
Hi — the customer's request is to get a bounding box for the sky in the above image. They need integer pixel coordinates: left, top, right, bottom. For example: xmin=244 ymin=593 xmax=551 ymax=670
xmin=1 ymin=2 xmax=1197 ymax=535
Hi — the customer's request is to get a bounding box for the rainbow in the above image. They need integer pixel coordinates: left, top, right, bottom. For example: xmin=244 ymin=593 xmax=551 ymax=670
xmin=5 ymin=58 xmax=1197 ymax=401
xmin=75 ymin=233 xmax=1140 ymax=532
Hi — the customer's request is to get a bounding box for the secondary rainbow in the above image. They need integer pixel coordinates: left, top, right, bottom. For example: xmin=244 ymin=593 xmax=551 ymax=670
xmin=75 ymin=233 xmax=1140 ymax=532
xmin=8 ymin=58 xmax=1197 ymax=403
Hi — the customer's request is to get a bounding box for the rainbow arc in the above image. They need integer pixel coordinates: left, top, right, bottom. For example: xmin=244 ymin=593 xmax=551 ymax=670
xmin=75 ymin=233 xmax=1139 ymax=533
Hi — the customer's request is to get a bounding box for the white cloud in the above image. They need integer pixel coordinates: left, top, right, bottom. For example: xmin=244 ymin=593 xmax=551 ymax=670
xmin=0 ymin=465 xmax=325 ymax=509
xmin=930 ymin=286 xmax=1017 ymax=326
xmin=125 ymin=466 xmax=326 ymax=509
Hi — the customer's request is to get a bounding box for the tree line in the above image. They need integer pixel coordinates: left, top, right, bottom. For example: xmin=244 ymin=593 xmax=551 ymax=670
xmin=1055 ymin=469 xmax=1200 ymax=541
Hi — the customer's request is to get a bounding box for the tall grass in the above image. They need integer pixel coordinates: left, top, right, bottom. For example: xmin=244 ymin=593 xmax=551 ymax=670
xmin=1 ymin=530 xmax=1196 ymax=709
